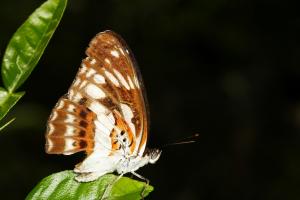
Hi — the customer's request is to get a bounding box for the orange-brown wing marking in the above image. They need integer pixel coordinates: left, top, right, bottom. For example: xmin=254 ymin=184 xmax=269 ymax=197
xmin=45 ymin=98 xmax=96 ymax=155
xmin=108 ymin=111 xmax=136 ymax=155
xmin=70 ymin=58 xmax=120 ymax=113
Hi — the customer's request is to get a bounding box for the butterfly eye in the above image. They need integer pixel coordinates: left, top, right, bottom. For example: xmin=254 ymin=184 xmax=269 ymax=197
xmin=149 ymin=148 xmax=162 ymax=164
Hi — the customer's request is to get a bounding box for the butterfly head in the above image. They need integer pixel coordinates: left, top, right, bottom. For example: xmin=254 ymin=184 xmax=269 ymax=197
xmin=146 ymin=148 xmax=162 ymax=164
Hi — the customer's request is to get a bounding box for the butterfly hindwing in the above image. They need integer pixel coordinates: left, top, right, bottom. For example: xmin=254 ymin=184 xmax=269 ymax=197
xmin=45 ymin=97 xmax=96 ymax=155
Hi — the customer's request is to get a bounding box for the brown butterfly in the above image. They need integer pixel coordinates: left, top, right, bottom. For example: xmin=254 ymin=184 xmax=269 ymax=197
xmin=45 ymin=31 xmax=161 ymax=182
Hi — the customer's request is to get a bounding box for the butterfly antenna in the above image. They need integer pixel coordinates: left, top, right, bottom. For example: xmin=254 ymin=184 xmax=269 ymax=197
xmin=162 ymin=133 xmax=199 ymax=148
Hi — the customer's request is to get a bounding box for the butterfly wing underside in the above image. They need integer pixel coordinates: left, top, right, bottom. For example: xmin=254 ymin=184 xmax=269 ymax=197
xmin=45 ymin=31 xmax=149 ymax=161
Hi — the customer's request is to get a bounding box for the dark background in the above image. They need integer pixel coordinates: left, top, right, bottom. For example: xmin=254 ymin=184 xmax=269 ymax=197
xmin=1 ymin=0 xmax=300 ymax=199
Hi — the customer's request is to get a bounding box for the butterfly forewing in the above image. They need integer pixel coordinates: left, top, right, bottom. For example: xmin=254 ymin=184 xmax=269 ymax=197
xmin=45 ymin=31 xmax=148 ymax=158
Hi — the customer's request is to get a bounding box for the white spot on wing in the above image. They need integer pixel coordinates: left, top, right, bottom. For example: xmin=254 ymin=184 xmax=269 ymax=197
xmin=97 ymin=114 xmax=114 ymax=132
xmin=56 ymin=100 xmax=65 ymax=109
xmin=93 ymin=74 xmax=105 ymax=84
xmin=89 ymin=102 xmax=107 ymax=115
xmin=86 ymin=68 xmax=96 ymax=78
xmin=94 ymin=114 xmax=115 ymax=149
xmin=80 ymin=64 xmax=87 ymax=74
xmin=127 ymin=76 xmax=135 ymax=89
xmin=90 ymin=58 xmax=96 ymax=65
xmin=119 ymin=48 xmax=125 ymax=56
xmin=85 ymin=84 xmax=106 ymax=99
xmin=104 ymin=70 xmax=120 ymax=87
xmin=64 ymin=138 xmax=76 ymax=153
xmin=50 ymin=112 xmax=58 ymax=121
xmin=79 ymin=80 xmax=88 ymax=89
xmin=105 ymin=58 xmax=111 ymax=65
xmin=94 ymin=126 xmax=111 ymax=155
xmin=72 ymin=92 xmax=83 ymax=102
xmin=67 ymin=104 xmax=75 ymax=112
xmin=113 ymin=69 xmax=130 ymax=90
xmin=133 ymin=76 xmax=140 ymax=89
xmin=73 ymin=78 xmax=81 ymax=87
xmin=94 ymin=120 xmax=111 ymax=136
xmin=107 ymin=113 xmax=115 ymax=125
xmin=111 ymin=50 xmax=119 ymax=58
xmin=47 ymin=124 xmax=55 ymax=135
xmin=69 ymin=89 xmax=75 ymax=98
xmin=120 ymin=103 xmax=135 ymax=135
xmin=65 ymin=125 xmax=75 ymax=136
xmin=46 ymin=138 xmax=53 ymax=151
xmin=64 ymin=114 xmax=76 ymax=124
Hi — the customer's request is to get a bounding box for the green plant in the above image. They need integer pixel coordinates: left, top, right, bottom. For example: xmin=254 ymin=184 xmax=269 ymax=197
xmin=0 ymin=0 xmax=66 ymax=130
xmin=1 ymin=1 xmax=153 ymax=199
xmin=27 ymin=171 xmax=153 ymax=200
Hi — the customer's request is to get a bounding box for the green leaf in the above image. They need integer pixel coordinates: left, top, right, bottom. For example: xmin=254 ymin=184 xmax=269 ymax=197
xmin=0 ymin=87 xmax=24 ymax=121
xmin=26 ymin=171 xmax=154 ymax=200
xmin=1 ymin=0 xmax=68 ymax=92
xmin=0 ymin=117 xmax=15 ymax=132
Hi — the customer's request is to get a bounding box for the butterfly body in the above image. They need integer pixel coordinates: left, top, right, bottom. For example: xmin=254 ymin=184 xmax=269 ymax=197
xmin=45 ymin=31 xmax=161 ymax=182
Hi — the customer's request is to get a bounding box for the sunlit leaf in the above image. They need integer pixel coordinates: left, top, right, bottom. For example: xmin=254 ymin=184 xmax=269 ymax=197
xmin=0 ymin=87 xmax=24 ymax=121
xmin=0 ymin=118 xmax=15 ymax=132
xmin=26 ymin=170 xmax=153 ymax=200
xmin=1 ymin=0 xmax=68 ymax=92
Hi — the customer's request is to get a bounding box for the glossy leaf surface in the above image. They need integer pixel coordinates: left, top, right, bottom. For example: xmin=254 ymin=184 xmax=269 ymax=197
xmin=26 ymin=171 xmax=153 ymax=200
xmin=1 ymin=0 xmax=67 ymax=92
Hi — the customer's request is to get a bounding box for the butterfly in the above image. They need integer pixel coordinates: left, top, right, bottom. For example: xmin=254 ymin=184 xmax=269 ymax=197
xmin=45 ymin=30 xmax=161 ymax=182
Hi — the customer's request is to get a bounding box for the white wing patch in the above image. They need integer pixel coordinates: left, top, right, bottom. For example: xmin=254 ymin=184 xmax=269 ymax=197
xmin=56 ymin=100 xmax=65 ymax=109
xmin=72 ymin=92 xmax=83 ymax=102
xmin=47 ymin=124 xmax=55 ymax=135
xmin=104 ymin=58 xmax=111 ymax=65
xmin=73 ymin=78 xmax=81 ymax=87
xmin=120 ymin=103 xmax=135 ymax=135
xmin=93 ymin=74 xmax=106 ymax=84
xmin=133 ymin=76 xmax=140 ymax=89
xmin=47 ymin=139 xmax=54 ymax=151
xmin=64 ymin=138 xmax=76 ymax=154
xmin=85 ymin=84 xmax=106 ymax=99
xmin=79 ymin=64 xmax=87 ymax=74
xmin=68 ymin=89 xmax=75 ymax=98
xmin=49 ymin=111 xmax=58 ymax=121
xmin=104 ymin=70 xmax=120 ymax=87
xmin=86 ymin=68 xmax=97 ymax=78
xmin=94 ymin=125 xmax=111 ymax=153
xmin=65 ymin=125 xmax=76 ymax=136
xmin=79 ymin=80 xmax=88 ymax=89
xmin=90 ymin=58 xmax=96 ymax=65
xmin=127 ymin=75 xmax=135 ymax=89
xmin=89 ymin=101 xmax=108 ymax=115
xmin=111 ymin=50 xmax=120 ymax=58
xmin=113 ymin=69 xmax=130 ymax=90
xmin=64 ymin=114 xmax=76 ymax=124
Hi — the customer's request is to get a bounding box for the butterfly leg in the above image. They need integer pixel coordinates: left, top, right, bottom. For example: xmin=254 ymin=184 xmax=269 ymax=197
xmin=101 ymin=173 xmax=125 ymax=200
xmin=131 ymin=171 xmax=149 ymax=200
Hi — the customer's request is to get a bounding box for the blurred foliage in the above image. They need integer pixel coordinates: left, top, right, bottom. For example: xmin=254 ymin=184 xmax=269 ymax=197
xmin=0 ymin=0 xmax=67 ymax=129
xmin=0 ymin=0 xmax=300 ymax=200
